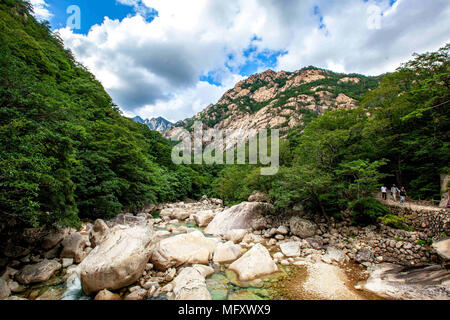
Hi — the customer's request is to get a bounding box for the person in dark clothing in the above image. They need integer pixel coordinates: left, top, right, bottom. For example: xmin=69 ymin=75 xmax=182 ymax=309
xmin=400 ymin=187 xmax=407 ymax=206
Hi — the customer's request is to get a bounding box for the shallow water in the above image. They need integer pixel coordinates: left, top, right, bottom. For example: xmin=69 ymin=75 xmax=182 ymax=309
xmin=28 ymin=219 xmax=382 ymax=301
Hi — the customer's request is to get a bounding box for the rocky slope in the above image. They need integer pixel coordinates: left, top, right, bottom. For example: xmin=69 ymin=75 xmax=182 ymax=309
xmin=1 ymin=195 xmax=448 ymax=301
xmin=165 ymin=67 xmax=381 ymax=141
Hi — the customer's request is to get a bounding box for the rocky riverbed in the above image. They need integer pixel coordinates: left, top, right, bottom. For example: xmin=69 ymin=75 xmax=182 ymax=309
xmin=1 ymin=196 xmax=449 ymax=301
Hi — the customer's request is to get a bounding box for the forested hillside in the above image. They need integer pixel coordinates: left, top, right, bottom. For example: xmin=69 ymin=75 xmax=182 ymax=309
xmin=0 ymin=0 xmax=448 ymax=237
xmin=211 ymin=44 xmax=449 ymax=225
xmin=0 ymin=0 xmax=214 ymax=233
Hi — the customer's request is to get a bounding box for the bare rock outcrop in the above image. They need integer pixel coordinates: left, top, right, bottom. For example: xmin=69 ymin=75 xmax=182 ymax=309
xmin=359 ymin=263 xmax=450 ymax=300
xmin=205 ymin=202 xmax=272 ymax=236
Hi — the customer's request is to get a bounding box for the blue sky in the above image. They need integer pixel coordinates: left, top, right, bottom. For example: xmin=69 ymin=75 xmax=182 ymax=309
xmin=44 ymin=0 xmax=158 ymax=34
xmin=43 ymin=0 xmax=289 ymax=83
xmin=31 ymin=0 xmax=450 ymax=122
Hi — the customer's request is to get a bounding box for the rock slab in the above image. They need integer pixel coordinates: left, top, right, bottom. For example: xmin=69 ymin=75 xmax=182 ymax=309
xmin=229 ymin=243 xmax=278 ymax=281
xmin=79 ymin=225 xmax=154 ymax=295
xmin=205 ymin=202 xmax=272 ymax=236
xmin=151 ymin=230 xmax=218 ymax=270
xmin=172 ymin=267 xmax=212 ymax=300
xmin=16 ymin=259 xmax=61 ymax=285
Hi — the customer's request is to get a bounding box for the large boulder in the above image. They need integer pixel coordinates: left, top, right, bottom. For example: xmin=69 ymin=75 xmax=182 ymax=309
xmin=16 ymin=259 xmax=61 ymax=285
xmin=160 ymin=208 xmax=190 ymax=221
xmin=41 ymin=229 xmax=67 ymax=250
xmin=193 ymin=210 xmax=216 ymax=227
xmin=60 ymin=232 xmax=87 ymax=263
xmin=359 ymin=263 xmax=450 ymax=300
xmin=150 ymin=230 xmax=218 ymax=271
xmin=89 ymin=219 xmax=109 ymax=248
xmin=172 ymin=267 xmax=212 ymax=300
xmin=79 ymin=225 xmax=154 ymax=295
xmin=248 ymin=191 xmax=269 ymax=203
xmin=205 ymin=202 xmax=273 ymax=236
xmin=432 ymin=238 xmax=450 ymax=261
xmin=224 ymin=229 xmax=248 ymax=243
xmin=289 ymin=217 xmax=317 ymax=239
xmin=228 ymin=244 xmax=278 ymax=281
xmin=0 ymin=278 xmax=11 ymax=299
xmin=213 ymin=242 xmax=242 ymax=263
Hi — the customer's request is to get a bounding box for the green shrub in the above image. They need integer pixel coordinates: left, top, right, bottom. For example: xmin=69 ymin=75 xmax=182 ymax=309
xmin=379 ymin=214 xmax=413 ymax=231
xmin=350 ymin=197 xmax=390 ymax=226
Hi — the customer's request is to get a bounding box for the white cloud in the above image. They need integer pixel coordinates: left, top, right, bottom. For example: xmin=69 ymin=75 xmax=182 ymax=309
xmin=57 ymin=0 xmax=450 ymax=121
xmin=29 ymin=0 xmax=53 ymax=21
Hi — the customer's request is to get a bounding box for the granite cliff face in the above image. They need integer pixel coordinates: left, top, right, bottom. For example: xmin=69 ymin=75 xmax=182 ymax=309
xmin=165 ymin=67 xmax=380 ymax=141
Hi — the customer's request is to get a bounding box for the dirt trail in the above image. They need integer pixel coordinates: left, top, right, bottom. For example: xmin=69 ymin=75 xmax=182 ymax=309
xmin=382 ymin=198 xmax=446 ymax=212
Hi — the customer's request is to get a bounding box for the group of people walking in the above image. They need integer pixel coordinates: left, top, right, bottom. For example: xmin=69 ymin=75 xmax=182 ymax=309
xmin=381 ymin=184 xmax=407 ymax=206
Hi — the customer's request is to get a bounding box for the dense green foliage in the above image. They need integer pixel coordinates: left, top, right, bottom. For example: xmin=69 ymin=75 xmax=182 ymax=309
xmin=0 ymin=0 xmax=212 ymax=229
xmin=211 ymin=45 xmax=449 ymax=225
xmin=0 ymin=0 xmax=447 ymax=232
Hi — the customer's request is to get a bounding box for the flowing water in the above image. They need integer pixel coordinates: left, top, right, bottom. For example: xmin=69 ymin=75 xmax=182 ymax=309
xmin=18 ymin=216 xmax=382 ymax=301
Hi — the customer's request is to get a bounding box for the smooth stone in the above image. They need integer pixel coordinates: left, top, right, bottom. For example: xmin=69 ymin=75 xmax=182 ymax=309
xmin=172 ymin=267 xmax=211 ymax=300
xmin=79 ymin=225 xmax=154 ymax=295
xmin=150 ymin=231 xmax=217 ymax=270
xmin=213 ymin=242 xmax=242 ymax=263
xmin=228 ymin=244 xmax=278 ymax=282
xmin=15 ymin=259 xmax=61 ymax=285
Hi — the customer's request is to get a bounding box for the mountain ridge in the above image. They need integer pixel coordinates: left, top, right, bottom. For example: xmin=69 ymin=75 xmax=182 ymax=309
xmin=133 ymin=116 xmax=173 ymax=132
xmin=165 ymin=66 xmax=382 ymax=140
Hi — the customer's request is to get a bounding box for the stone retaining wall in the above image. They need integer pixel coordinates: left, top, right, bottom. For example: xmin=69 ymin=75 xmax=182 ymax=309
xmin=387 ymin=205 xmax=449 ymax=239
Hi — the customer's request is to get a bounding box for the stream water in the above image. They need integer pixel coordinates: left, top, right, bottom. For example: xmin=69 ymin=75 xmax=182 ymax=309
xmin=18 ymin=216 xmax=382 ymax=301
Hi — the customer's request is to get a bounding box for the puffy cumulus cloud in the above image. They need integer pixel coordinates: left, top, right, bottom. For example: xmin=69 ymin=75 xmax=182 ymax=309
xmin=57 ymin=0 xmax=450 ymax=121
xmin=29 ymin=0 xmax=53 ymax=21
xmin=277 ymin=0 xmax=450 ymax=75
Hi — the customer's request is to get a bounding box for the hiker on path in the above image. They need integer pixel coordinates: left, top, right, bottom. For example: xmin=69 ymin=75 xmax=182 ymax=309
xmin=400 ymin=187 xmax=407 ymax=206
xmin=391 ymin=184 xmax=400 ymax=201
xmin=381 ymin=185 xmax=387 ymax=200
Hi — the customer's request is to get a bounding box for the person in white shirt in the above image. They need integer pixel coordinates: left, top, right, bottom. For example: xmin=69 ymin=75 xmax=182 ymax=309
xmin=381 ymin=186 xmax=387 ymax=200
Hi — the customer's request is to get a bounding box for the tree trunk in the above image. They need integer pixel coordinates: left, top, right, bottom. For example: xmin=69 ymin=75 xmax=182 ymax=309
xmin=313 ymin=192 xmax=330 ymax=223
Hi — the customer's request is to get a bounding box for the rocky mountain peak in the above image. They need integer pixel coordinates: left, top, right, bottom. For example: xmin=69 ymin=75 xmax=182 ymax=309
xmin=166 ymin=66 xmax=381 ymax=141
xmin=133 ymin=116 xmax=173 ymax=133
